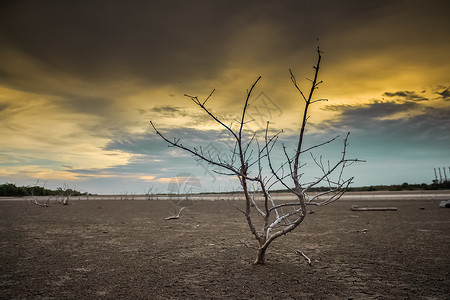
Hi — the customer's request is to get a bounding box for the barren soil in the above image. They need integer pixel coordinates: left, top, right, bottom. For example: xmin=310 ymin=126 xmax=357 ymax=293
xmin=1 ymin=198 xmax=449 ymax=299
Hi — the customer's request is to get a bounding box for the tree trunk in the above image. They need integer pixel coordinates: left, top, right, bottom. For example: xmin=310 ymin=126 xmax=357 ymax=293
xmin=254 ymin=247 xmax=267 ymax=265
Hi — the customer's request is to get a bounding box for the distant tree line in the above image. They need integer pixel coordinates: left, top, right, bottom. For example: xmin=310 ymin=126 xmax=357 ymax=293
xmin=0 ymin=182 xmax=84 ymax=197
xmin=259 ymin=181 xmax=450 ymax=193
xmin=203 ymin=181 xmax=450 ymax=195
xmin=313 ymin=181 xmax=450 ymax=192
xmin=2 ymin=181 xmax=448 ymax=197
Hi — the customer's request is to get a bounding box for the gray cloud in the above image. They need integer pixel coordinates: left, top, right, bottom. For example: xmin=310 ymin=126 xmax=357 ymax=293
xmin=74 ymin=127 xmax=238 ymax=185
xmin=110 ymin=95 xmax=450 ymax=172
xmin=151 ymin=105 xmax=187 ymax=117
xmin=382 ymin=91 xmax=428 ymax=101
xmin=437 ymin=88 xmax=450 ymax=101
xmin=105 ymin=133 xmax=167 ymax=156
xmin=301 ymin=100 xmax=450 ymax=187
xmin=105 ymin=127 xmax=231 ymax=155
xmin=0 ymin=103 xmax=9 ymax=112
xmin=319 ymin=100 xmax=450 ymax=146
xmin=323 ymin=100 xmax=420 ymax=122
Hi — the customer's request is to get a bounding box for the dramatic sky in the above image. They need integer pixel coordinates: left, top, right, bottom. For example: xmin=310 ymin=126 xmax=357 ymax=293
xmin=1 ymin=0 xmax=449 ymax=194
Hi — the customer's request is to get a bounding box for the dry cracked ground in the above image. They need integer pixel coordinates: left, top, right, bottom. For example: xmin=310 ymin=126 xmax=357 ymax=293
xmin=1 ymin=197 xmax=449 ymax=299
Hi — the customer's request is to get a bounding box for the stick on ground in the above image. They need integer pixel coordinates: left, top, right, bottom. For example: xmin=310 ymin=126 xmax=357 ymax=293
xmin=164 ymin=207 xmax=185 ymax=220
xmin=295 ymin=249 xmax=312 ymax=265
xmin=351 ymin=205 xmax=397 ymax=211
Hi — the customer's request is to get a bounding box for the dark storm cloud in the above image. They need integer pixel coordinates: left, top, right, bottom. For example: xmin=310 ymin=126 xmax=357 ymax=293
xmin=323 ymin=100 xmax=419 ymax=122
xmin=382 ymin=91 xmax=428 ymax=101
xmin=0 ymin=0 xmax=401 ymax=89
xmin=0 ymin=0 xmax=234 ymax=85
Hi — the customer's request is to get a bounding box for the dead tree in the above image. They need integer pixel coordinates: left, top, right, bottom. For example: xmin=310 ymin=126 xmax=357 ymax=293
xmin=151 ymin=48 xmax=362 ymax=264
xmin=145 ymin=185 xmax=160 ymax=200
xmin=26 ymin=180 xmax=50 ymax=207
xmin=54 ymin=183 xmax=73 ymax=205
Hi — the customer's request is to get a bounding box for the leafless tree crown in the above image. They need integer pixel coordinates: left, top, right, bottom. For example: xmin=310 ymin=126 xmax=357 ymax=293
xmin=151 ymin=48 xmax=363 ymax=264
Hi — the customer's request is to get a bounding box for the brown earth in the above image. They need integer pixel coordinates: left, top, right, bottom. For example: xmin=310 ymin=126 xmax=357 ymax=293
xmin=0 ymin=198 xmax=449 ymax=299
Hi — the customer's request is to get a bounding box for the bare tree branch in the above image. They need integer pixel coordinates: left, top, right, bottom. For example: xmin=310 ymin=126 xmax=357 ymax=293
xmin=27 ymin=180 xmax=50 ymax=207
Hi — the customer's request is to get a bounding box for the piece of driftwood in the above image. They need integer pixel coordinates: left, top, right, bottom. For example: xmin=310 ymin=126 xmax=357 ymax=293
xmin=351 ymin=205 xmax=397 ymax=211
xmin=439 ymin=200 xmax=450 ymax=208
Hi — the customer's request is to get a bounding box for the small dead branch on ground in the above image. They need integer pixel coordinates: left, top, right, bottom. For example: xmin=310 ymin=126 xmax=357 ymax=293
xmin=351 ymin=205 xmax=397 ymax=211
xmin=295 ymin=249 xmax=312 ymax=265
xmin=32 ymin=198 xmax=49 ymax=207
xmin=240 ymin=240 xmax=259 ymax=250
xmin=164 ymin=206 xmax=185 ymax=220
xmin=349 ymin=228 xmax=368 ymax=233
